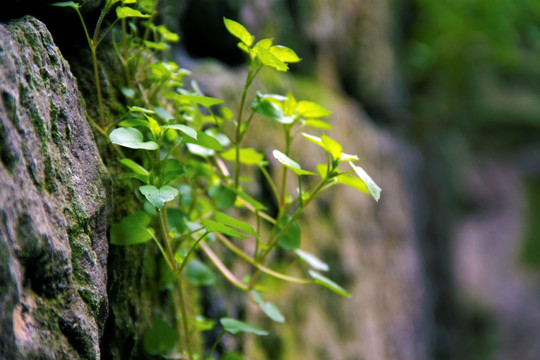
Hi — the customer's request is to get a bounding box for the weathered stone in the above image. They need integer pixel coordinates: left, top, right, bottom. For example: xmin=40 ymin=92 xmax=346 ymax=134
xmin=0 ymin=16 xmax=111 ymax=359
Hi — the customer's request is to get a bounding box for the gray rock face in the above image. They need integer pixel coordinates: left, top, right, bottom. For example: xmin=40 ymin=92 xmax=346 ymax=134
xmin=0 ymin=16 xmax=111 ymax=359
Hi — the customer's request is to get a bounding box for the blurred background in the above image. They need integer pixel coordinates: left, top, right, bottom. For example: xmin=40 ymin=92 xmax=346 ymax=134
xmin=160 ymin=0 xmax=540 ymax=359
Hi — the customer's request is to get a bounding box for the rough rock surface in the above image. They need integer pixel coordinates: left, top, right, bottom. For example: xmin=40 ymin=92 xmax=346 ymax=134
xmin=0 ymin=16 xmax=111 ymax=359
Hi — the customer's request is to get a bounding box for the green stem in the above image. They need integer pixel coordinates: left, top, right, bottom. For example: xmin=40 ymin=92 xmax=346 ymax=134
xmin=91 ymin=48 xmax=106 ymax=129
xmin=207 ymin=330 xmax=226 ymax=359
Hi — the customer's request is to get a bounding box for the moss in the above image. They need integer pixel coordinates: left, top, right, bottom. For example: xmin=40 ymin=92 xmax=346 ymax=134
xmin=78 ymin=288 xmax=100 ymax=317
xmin=49 ymin=100 xmax=62 ymax=146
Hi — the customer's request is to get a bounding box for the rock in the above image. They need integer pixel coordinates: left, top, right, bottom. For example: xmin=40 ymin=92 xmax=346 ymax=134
xmin=0 ymin=16 xmax=111 ymax=359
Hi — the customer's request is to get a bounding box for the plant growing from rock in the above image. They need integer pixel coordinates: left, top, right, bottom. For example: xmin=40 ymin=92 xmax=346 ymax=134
xmin=56 ymin=0 xmax=381 ymax=358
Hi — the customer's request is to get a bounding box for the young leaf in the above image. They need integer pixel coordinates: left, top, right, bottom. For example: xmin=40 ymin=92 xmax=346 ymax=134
xmin=297 ymin=101 xmax=331 ymax=118
xmin=154 ymin=107 xmax=174 ymax=122
xmin=162 ymin=124 xmax=197 ymax=139
xmin=116 ymin=6 xmax=150 ymax=18
xmin=295 ymin=249 xmax=330 ymax=272
xmin=221 ymin=148 xmax=264 ymax=165
xmin=269 ymin=45 xmax=301 ymax=63
xmin=230 ymin=187 xmax=267 ymax=211
xmin=340 ymin=153 xmax=359 ymax=161
xmin=201 ymin=219 xmax=248 ymax=239
xmin=220 ymin=318 xmax=269 ymax=336
xmin=160 ymin=159 xmax=186 ymax=185
xmin=118 ymin=118 xmax=149 ymax=128
xmin=304 ymin=119 xmax=332 ymax=130
xmin=110 ymin=211 xmax=153 ymax=246
xmin=186 ymin=259 xmax=215 ymax=286
xmin=143 ymin=317 xmax=177 ymax=355
xmin=127 ymin=105 xmax=155 ymax=114
xmin=277 ymin=214 xmax=301 ymax=250
xmin=255 ymin=45 xmax=288 ymax=71
xmin=321 ymin=134 xmax=342 ymax=159
xmin=223 ymin=18 xmax=254 ymax=47
xmin=51 ymin=1 xmax=81 ymax=9
xmin=273 ymin=150 xmax=315 ymax=176
xmin=109 ymin=127 xmax=158 ymax=150
xmin=251 ymin=96 xmax=293 ymax=124
xmin=144 ymin=115 xmax=162 ymax=138
xmin=349 ymin=162 xmax=382 ymax=202
xmin=194 ymin=316 xmax=215 ymax=332
xmin=214 ymin=211 xmax=257 ymax=237
xmin=118 ymin=158 xmax=149 ymax=176
xmin=309 ymin=270 xmax=351 ymax=298
xmin=184 ymin=131 xmax=223 ymax=151
xmin=251 ymin=290 xmax=285 ymax=323
xmin=176 ymin=94 xmax=224 ymax=108
xmin=140 ymin=185 xmax=179 ymax=209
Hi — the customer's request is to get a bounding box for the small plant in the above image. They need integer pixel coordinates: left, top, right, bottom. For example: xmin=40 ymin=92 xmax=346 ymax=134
xmin=55 ymin=1 xmax=381 ymax=358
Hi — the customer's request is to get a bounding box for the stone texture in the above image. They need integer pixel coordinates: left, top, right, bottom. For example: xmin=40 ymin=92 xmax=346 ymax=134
xmin=0 ymin=16 xmax=112 ymax=359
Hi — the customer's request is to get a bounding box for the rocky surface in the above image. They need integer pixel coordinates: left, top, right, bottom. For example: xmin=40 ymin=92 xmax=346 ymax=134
xmin=0 ymin=16 xmax=111 ymax=359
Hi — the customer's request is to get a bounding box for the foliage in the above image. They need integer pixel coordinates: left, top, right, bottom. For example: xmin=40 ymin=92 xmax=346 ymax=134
xmin=55 ymin=0 xmax=381 ymax=358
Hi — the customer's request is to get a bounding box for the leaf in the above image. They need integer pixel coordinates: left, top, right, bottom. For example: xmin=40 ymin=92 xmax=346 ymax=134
xmin=162 ymin=124 xmax=197 ymax=139
xmin=139 ymin=185 xmax=179 ymax=209
xmin=251 ymin=290 xmax=285 ymax=323
xmin=144 ymin=115 xmax=162 ymax=138
xmin=221 ymin=148 xmax=264 ymax=165
xmin=277 ymin=214 xmax=301 ymax=250
xmin=214 ymin=211 xmax=257 ymax=237
xmin=143 ymin=40 xmax=167 ymax=50
xmin=201 ymin=219 xmax=248 ymax=239
xmin=255 ymin=45 xmax=288 ymax=71
xmin=336 ymin=173 xmax=369 ymax=193
xmin=230 ymin=187 xmax=267 ymax=211
xmin=194 ymin=316 xmax=215 ymax=332
xmin=321 ymin=134 xmax=342 ymax=159
xmin=295 ymin=249 xmax=329 ymax=272
xmin=273 ymin=150 xmax=315 ymax=176
xmin=121 ymin=87 xmax=135 ymax=98
xmin=116 ymin=6 xmax=150 ymax=18
xmin=160 ymin=159 xmax=186 ymax=185
xmin=297 ymin=101 xmax=331 ymax=118
xmin=302 ymin=133 xmax=324 ymax=147
xmin=118 ymin=158 xmax=149 ymax=176
xmin=304 ymin=119 xmax=332 ymax=130
xmin=109 ymin=127 xmax=158 ymax=150
xmin=208 ymin=184 xmax=236 ymax=209
xmin=51 ymin=1 xmax=81 ymax=9
xmin=154 ymin=107 xmax=174 ymax=121
xmin=110 ymin=211 xmax=153 ymax=246
xmin=184 ymin=131 xmax=223 ymax=151
xmin=176 ymin=94 xmax=224 ymax=108
xmin=269 ymin=45 xmax=301 ymax=63
xmin=309 ymin=270 xmax=350 ymax=298
xmin=251 ymin=96 xmax=293 ymax=124
xmin=127 ymin=106 xmax=155 ymax=114
xmin=349 ymin=162 xmax=382 ymax=202
xmin=220 ymin=318 xmax=269 ymax=336
xmin=143 ymin=317 xmax=177 ymax=355
xmin=340 ymin=153 xmax=359 ymax=161
xmin=118 ymin=118 xmax=149 ymax=128
xmin=223 ymin=18 xmax=254 ymax=46
xmin=186 ymin=259 xmax=215 ymax=286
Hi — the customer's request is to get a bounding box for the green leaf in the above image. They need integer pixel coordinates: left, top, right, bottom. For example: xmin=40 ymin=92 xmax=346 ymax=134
xmin=201 ymin=219 xmax=248 ymax=239
xmin=269 ymin=45 xmax=301 ymax=63
xmin=156 ymin=25 xmax=180 ymax=43
xmin=220 ymin=318 xmax=268 ymax=336
xmin=186 ymin=259 xmax=215 ymax=286
xmin=208 ymin=184 xmax=236 ymax=209
xmin=309 ymin=270 xmax=350 ymax=298
xmin=230 ymin=187 xmax=267 ymax=211
xmin=184 ymin=131 xmax=223 ymax=151
xmin=154 ymin=107 xmax=174 ymax=122
xmin=295 ymin=249 xmax=329 ymax=272
xmin=118 ymin=158 xmax=149 ymax=176
xmin=51 ymin=1 xmax=80 ymax=9
xmin=121 ymin=87 xmax=135 ymax=98
xmin=302 ymin=133 xmax=324 ymax=147
xmin=176 ymin=94 xmax=224 ymax=108
xmin=297 ymin=101 xmax=331 ymax=118
xmin=143 ymin=40 xmax=167 ymax=50
xmin=214 ymin=211 xmax=257 ymax=237
xmin=118 ymin=118 xmax=149 ymax=128
xmin=143 ymin=317 xmax=177 ymax=355
xmin=110 ymin=211 xmax=153 ymax=246
xmin=251 ymin=290 xmax=285 ymax=323
xmin=144 ymin=115 xmax=162 ymax=138
xmin=116 ymin=6 xmax=150 ymax=18
xmin=109 ymin=127 xmax=158 ymax=150
xmin=139 ymin=185 xmax=179 ymax=209
xmin=336 ymin=174 xmax=369 ymax=193
xmin=223 ymin=18 xmax=254 ymax=46
xmin=304 ymin=119 xmax=332 ymax=130
xmin=273 ymin=150 xmax=315 ymax=176
xmin=162 ymin=124 xmax=197 ymax=139
xmin=255 ymin=45 xmax=288 ymax=71
xmin=251 ymin=96 xmax=293 ymax=124
xmin=220 ymin=148 xmax=264 ymax=165
xmin=349 ymin=162 xmax=382 ymax=202
xmin=194 ymin=316 xmax=215 ymax=332
xmin=340 ymin=153 xmax=359 ymax=161
xmin=160 ymin=159 xmax=186 ymax=185
xmin=321 ymin=134 xmax=342 ymax=159
xmin=277 ymin=214 xmax=301 ymax=250
xmin=127 ymin=105 xmax=155 ymax=114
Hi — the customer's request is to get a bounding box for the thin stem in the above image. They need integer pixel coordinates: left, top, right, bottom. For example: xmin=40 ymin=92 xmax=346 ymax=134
xmin=233 ymin=68 xmax=253 ymax=188
xmin=259 ymin=165 xmax=280 ymax=207
xmin=91 ymin=48 xmax=106 ymax=129
xmin=177 ymin=232 xmax=209 ymax=274
xmin=200 ymin=242 xmax=248 ymax=291
xmin=207 ymin=330 xmax=226 ymax=359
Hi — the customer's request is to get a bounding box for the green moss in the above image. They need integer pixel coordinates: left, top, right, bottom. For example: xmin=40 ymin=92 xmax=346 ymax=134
xmin=78 ymin=288 xmax=100 ymax=317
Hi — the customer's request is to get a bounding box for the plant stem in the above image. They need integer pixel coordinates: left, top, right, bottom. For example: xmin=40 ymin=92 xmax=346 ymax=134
xmin=207 ymin=330 xmax=225 ymax=359
xmin=91 ymin=48 xmax=106 ymax=129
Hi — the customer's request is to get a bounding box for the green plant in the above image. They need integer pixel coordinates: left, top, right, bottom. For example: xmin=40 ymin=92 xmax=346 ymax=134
xmin=56 ymin=1 xmax=381 ymax=358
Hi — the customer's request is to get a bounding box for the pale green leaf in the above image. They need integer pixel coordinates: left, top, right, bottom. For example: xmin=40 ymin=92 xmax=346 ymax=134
xmin=295 ymin=249 xmax=329 ymax=272
xmin=139 ymin=185 xmax=179 ymax=209
xmin=118 ymin=118 xmax=149 ymax=128
xmin=336 ymin=173 xmax=369 ymax=194
xmin=340 ymin=153 xmax=359 ymax=161
xmin=214 ymin=211 xmax=257 ymax=237
xmin=252 ymin=290 xmax=285 ymax=323
xmin=109 ymin=127 xmax=158 ymax=150
xmin=220 ymin=148 xmax=264 ymax=165
xmin=110 ymin=211 xmax=153 ymax=245
xmin=223 ymin=18 xmax=254 ymax=46
xmin=118 ymin=158 xmax=149 ymax=176
xmin=277 ymin=214 xmax=301 ymax=250
xmin=201 ymin=219 xmax=248 ymax=239
xmin=184 ymin=131 xmax=223 ymax=151
xmin=309 ymin=270 xmax=350 ymax=298
xmin=349 ymin=162 xmax=382 ymax=202
xmin=116 ymin=6 xmax=150 ymax=18
xmin=186 ymin=259 xmax=215 ymax=286
xmin=255 ymin=45 xmax=288 ymax=71
xmin=273 ymin=150 xmax=315 ymax=176
xmin=127 ymin=105 xmax=155 ymax=114
xmin=297 ymin=101 xmax=331 ymax=118
xmin=51 ymin=1 xmax=80 ymax=9
xmin=162 ymin=124 xmax=197 ymax=139
xmin=176 ymin=94 xmax=224 ymax=108
xmin=270 ymin=45 xmax=301 ymax=63
xmin=220 ymin=318 xmax=268 ymax=336
xmin=321 ymin=134 xmax=342 ymax=159
xmin=304 ymin=119 xmax=332 ymax=130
